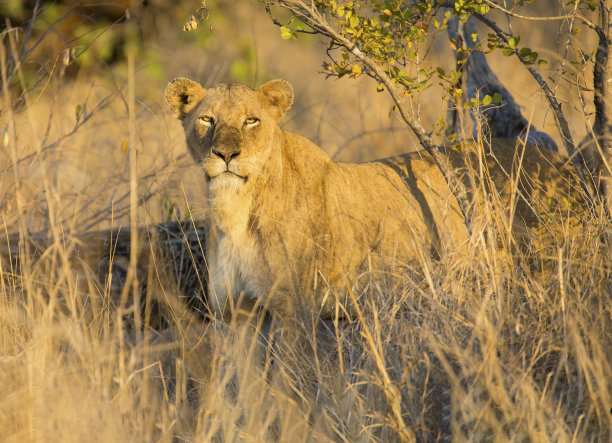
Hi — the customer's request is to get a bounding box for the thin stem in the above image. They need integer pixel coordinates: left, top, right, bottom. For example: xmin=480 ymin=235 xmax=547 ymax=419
xmin=481 ymin=0 xmax=599 ymax=31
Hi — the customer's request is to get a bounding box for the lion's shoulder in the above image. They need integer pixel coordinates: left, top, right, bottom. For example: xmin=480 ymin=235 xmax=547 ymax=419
xmin=280 ymin=131 xmax=333 ymax=167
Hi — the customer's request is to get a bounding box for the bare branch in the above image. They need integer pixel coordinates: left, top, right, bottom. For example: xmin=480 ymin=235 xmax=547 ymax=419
xmin=481 ymin=0 xmax=599 ymax=31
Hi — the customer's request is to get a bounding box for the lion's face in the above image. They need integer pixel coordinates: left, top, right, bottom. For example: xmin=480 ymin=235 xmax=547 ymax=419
xmin=166 ymin=78 xmax=294 ymax=195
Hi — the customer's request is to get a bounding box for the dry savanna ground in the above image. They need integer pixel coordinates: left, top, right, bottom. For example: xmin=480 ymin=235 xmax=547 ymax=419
xmin=0 ymin=1 xmax=610 ymax=441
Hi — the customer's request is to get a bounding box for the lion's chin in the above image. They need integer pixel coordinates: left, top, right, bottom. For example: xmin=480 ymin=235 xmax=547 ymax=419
xmin=206 ymin=171 xmax=247 ymax=194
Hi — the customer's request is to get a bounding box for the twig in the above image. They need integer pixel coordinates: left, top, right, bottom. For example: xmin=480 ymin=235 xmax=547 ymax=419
xmin=481 ymin=0 xmax=599 ymax=31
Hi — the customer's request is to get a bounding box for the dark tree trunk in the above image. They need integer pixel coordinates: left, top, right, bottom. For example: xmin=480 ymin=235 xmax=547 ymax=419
xmin=592 ymin=2 xmax=612 ymax=215
xmin=448 ymin=16 xmax=558 ymax=151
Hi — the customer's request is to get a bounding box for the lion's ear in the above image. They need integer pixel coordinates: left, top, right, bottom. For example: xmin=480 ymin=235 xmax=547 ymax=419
xmin=256 ymin=79 xmax=294 ymax=122
xmin=165 ymin=78 xmax=206 ymax=120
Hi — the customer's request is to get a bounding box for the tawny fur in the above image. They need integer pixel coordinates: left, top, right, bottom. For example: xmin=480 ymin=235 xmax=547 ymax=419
xmin=166 ymin=78 xmax=584 ymax=322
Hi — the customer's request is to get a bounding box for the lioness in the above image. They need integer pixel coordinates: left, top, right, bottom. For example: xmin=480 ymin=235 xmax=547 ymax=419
xmin=165 ymin=78 xmax=583 ymax=323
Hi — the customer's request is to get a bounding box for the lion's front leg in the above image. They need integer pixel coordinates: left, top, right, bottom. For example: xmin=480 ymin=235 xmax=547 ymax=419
xmin=205 ymin=232 xmax=242 ymax=319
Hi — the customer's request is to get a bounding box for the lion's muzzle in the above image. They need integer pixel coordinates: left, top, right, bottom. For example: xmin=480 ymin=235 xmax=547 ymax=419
xmin=212 ymin=125 xmax=243 ymax=165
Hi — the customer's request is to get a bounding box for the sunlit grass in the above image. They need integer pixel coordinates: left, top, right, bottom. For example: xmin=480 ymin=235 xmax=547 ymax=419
xmin=0 ymin=7 xmax=610 ymax=442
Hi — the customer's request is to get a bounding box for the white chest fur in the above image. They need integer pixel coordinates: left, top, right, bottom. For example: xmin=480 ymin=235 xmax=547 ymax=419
xmin=206 ymin=189 xmax=259 ymax=315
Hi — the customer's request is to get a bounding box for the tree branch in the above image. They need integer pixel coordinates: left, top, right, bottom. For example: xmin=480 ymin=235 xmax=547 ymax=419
xmin=481 ymin=0 xmax=600 ymax=31
xmin=474 ymin=12 xmax=599 ymax=206
xmin=592 ymin=1 xmax=612 ymax=215
xmin=266 ymin=0 xmax=474 ymax=230
xmin=449 ymin=15 xmax=558 ymax=151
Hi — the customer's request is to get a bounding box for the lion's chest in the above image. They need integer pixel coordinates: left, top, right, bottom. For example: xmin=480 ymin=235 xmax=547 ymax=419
xmin=213 ymin=231 xmax=258 ymax=287
xmin=206 ymin=195 xmax=265 ymax=314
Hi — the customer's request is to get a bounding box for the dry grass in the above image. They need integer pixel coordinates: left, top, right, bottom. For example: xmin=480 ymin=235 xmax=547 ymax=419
xmin=0 ymin=3 xmax=611 ymax=442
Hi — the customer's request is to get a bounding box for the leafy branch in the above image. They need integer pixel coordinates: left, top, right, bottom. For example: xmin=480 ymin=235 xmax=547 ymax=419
xmin=265 ymin=0 xmax=475 ymax=228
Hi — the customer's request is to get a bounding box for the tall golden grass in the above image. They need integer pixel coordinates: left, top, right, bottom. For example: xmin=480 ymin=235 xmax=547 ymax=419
xmin=0 ymin=3 xmax=610 ymax=441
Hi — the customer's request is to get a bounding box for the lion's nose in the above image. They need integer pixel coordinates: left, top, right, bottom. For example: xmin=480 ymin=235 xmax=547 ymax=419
xmin=212 ymin=148 xmax=241 ymax=165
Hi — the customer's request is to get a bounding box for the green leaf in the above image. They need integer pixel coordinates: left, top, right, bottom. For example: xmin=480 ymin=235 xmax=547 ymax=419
xmin=482 ymin=94 xmax=492 ymax=106
xmin=538 ymin=59 xmax=548 ymax=66
xmin=493 ymin=93 xmax=502 ymax=104
xmin=280 ymin=26 xmax=296 ymax=40
xmin=508 ymin=36 xmax=519 ymax=49
xmin=502 ymin=47 xmax=514 ymax=57
xmin=397 ymin=70 xmax=409 ymax=78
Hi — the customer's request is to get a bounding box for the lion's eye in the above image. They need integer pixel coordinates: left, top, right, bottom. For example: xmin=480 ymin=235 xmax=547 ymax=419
xmin=198 ymin=115 xmax=214 ymax=126
xmin=245 ymin=117 xmax=259 ymax=127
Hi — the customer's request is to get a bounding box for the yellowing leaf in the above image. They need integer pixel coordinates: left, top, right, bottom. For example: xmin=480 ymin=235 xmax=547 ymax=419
xmin=280 ymin=26 xmax=293 ymax=39
xmin=508 ymin=36 xmax=519 ymax=49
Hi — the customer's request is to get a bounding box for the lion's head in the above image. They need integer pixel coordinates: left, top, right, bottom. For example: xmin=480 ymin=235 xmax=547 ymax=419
xmin=165 ymin=78 xmax=293 ymax=195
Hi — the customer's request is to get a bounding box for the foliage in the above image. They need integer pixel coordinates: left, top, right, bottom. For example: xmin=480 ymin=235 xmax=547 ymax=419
xmin=269 ymin=1 xmax=604 ymax=125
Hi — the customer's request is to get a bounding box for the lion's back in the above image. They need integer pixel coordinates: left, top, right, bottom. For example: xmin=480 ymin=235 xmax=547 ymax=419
xmin=324 ymin=153 xmax=467 ymax=266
